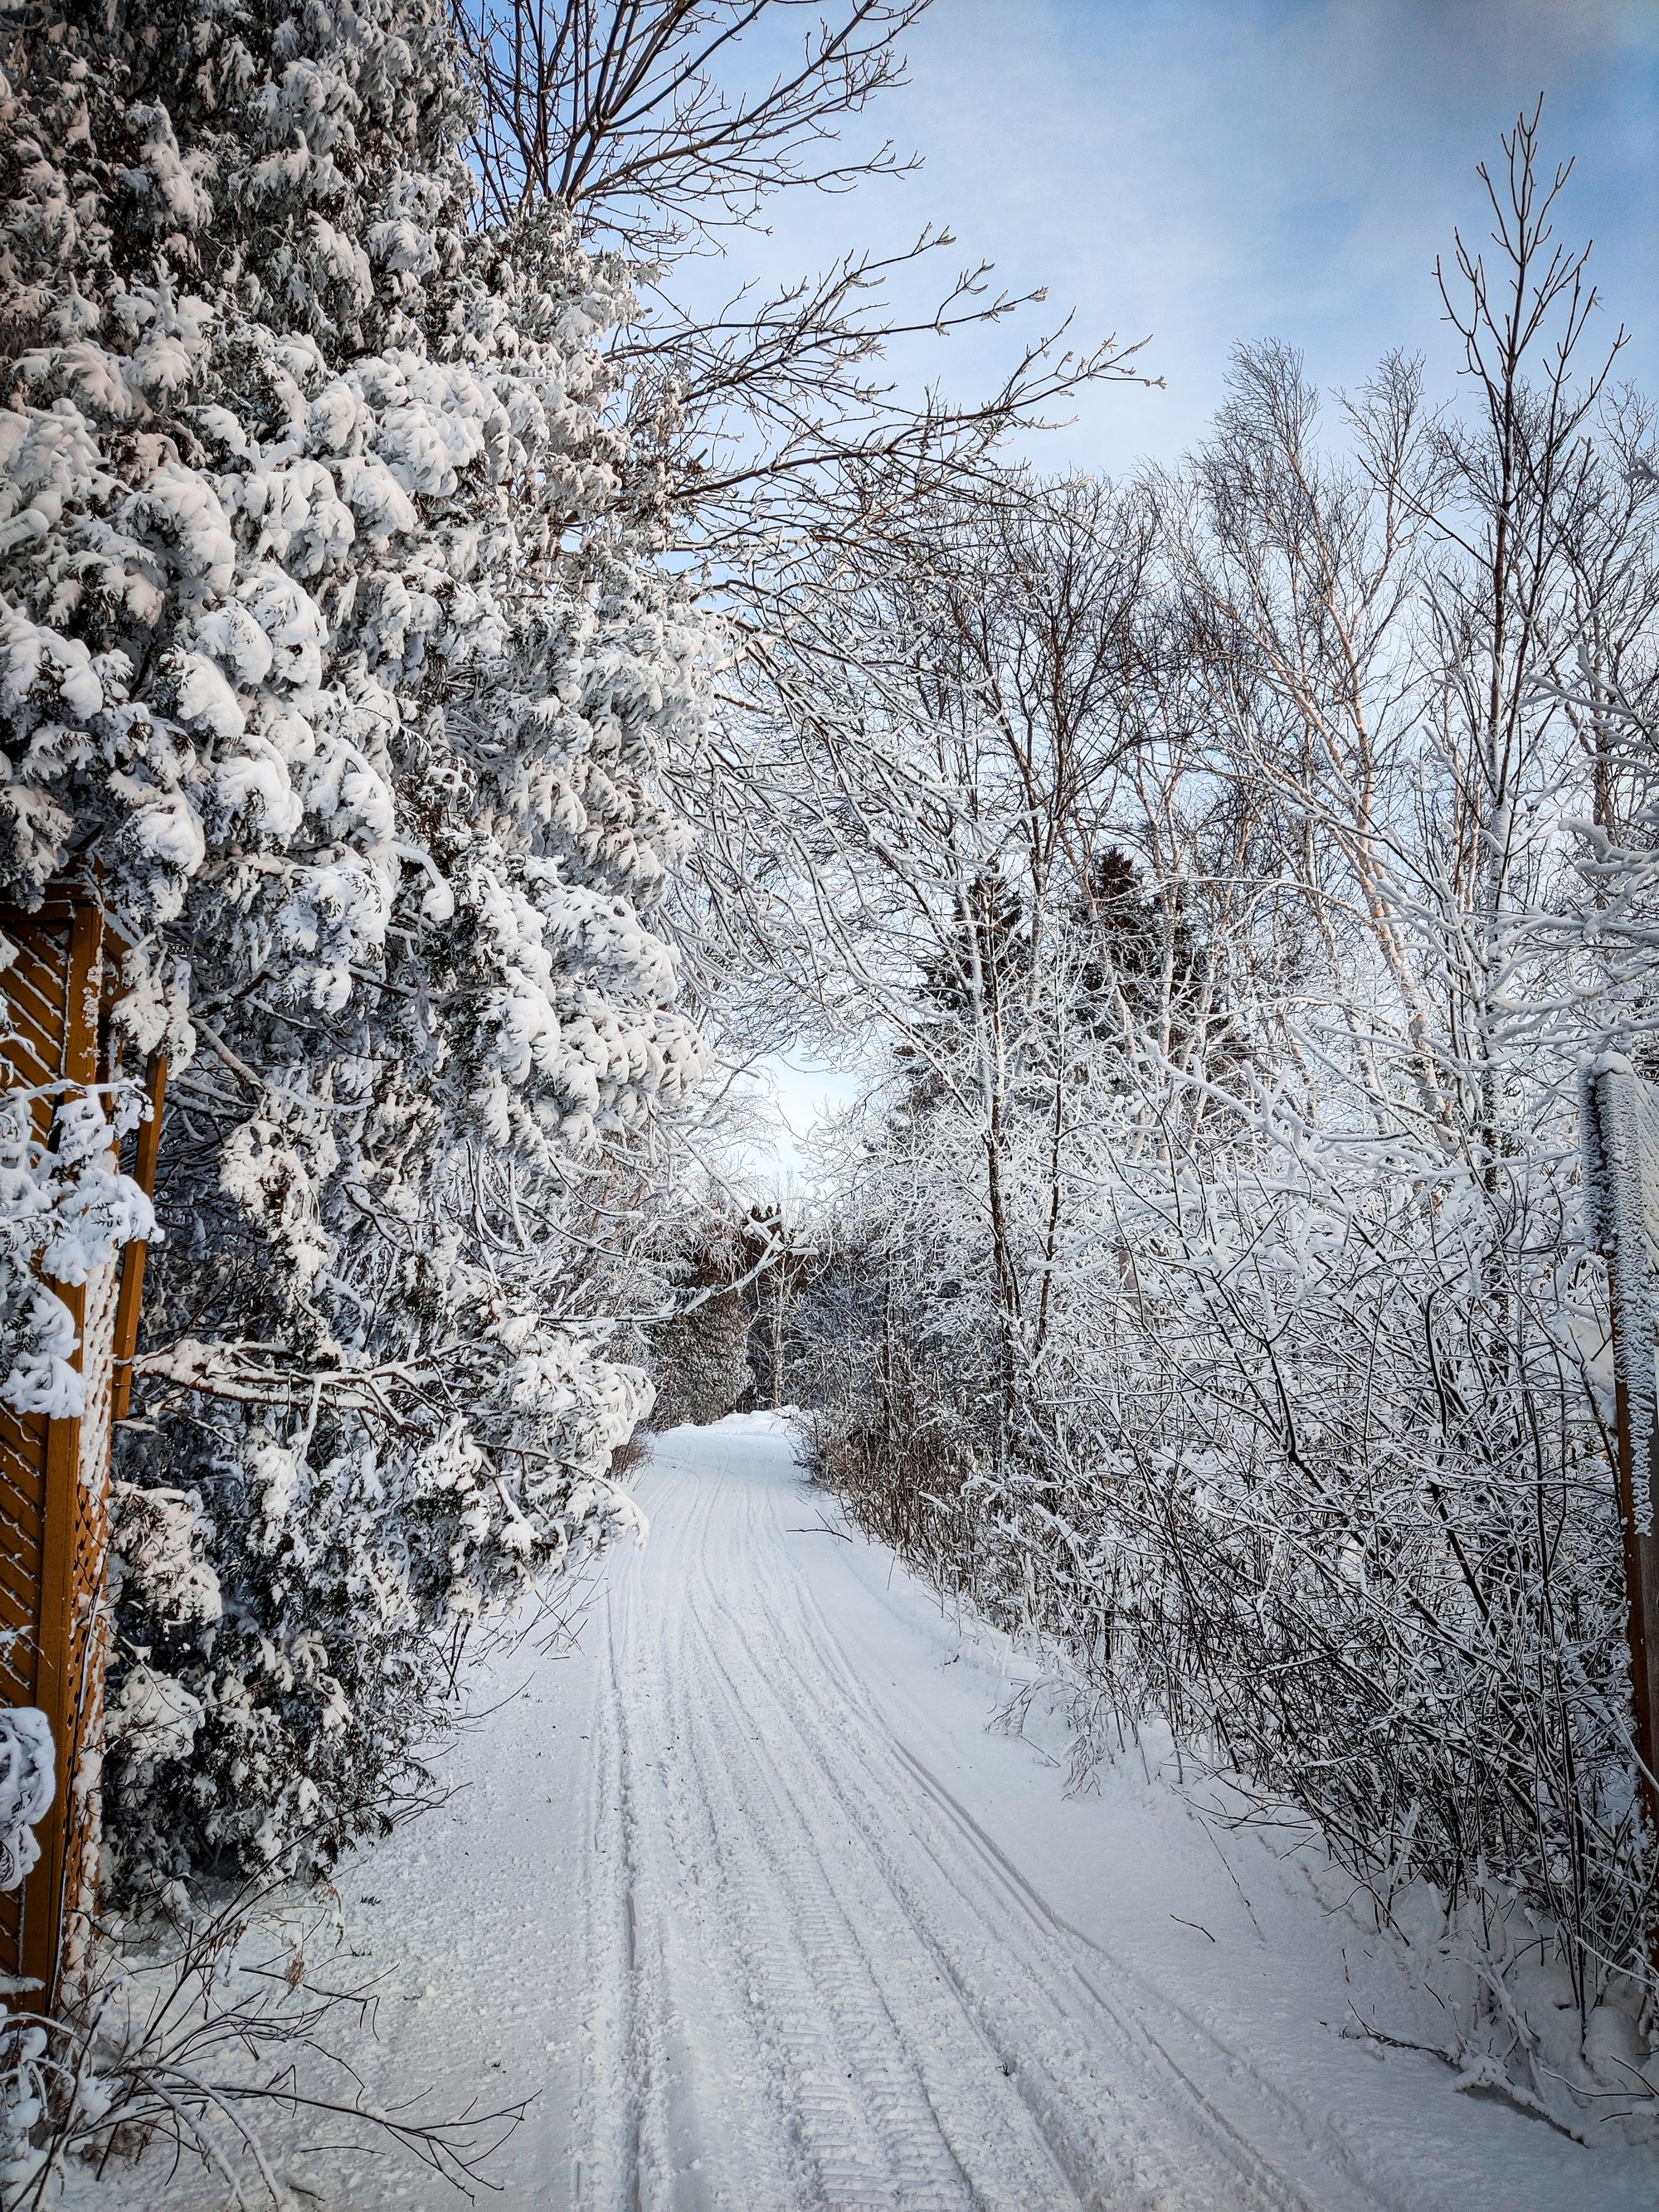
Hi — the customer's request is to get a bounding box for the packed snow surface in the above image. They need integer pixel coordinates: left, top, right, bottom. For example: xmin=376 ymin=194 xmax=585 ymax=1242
xmin=129 ymin=1417 xmax=1658 ymax=2207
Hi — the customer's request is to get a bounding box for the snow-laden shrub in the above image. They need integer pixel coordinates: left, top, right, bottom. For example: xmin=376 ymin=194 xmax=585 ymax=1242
xmin=0 ymin=0 xmax=711 ymax=1890
xmin=0 ymin=1706 xmax=52 ymax=1892
xmin=0 ymin=1076 xmax=154 ymax=1422
xmin=640 ymin=1205 xmax=765 ymax=1429
xmin=802 ymin=1044 xmax=1657 ymax=2126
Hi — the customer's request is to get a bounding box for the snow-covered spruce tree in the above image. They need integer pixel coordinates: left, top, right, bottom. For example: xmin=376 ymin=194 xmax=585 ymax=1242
xmin=0 ymin=0 xmax=710 ymax=1891
xmin=638 ymin=1198 xmax=758 ymax=1432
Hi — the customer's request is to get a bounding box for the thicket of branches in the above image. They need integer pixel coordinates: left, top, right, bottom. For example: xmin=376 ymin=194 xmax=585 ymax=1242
xmin=757 ymin=116 xmax=1659 ymax=2115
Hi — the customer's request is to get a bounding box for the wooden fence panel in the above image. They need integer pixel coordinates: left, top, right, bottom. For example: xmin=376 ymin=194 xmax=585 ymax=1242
xmin=0 ymin=891 xmax=164 ymax=2012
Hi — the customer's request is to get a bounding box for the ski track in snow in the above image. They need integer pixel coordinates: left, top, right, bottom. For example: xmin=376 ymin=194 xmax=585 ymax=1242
xmin=129 ymin=1416 xmax=1659 ymax=2210
xmin=580 ymin=1446 xmax=1374 ymax=2212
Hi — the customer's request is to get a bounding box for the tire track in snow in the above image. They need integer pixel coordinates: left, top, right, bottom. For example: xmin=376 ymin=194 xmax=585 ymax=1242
xmin=581 ymin=1461 xmax=735 ymax=2211
xmin=700 ymin=1550 xmax=1299 ymax=2209
xmin=678 ymin=1597 xmax=1061 ymax=2208
xmin=638 ymin=1457 xmax=985 ymax=2207
xmin=740 ymin=1580 xmax=1382 ymax=2212
xmin=583 ymin=1459 xmax=833 ymax=2210
xmin=771 ymin=1548 xmax=1404 ymax=2212
xmin=578 ymin=1432 xmax=1398 ymax=2212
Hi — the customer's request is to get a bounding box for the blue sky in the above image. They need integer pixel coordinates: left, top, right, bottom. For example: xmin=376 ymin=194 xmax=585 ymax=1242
xmin=719 ymin=0 xmax=1659 ymax=1179
xmin=702 ymin=0 xmax=1658 ymax=478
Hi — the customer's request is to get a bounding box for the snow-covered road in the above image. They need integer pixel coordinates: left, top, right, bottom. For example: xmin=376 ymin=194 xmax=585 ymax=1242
xmin=154 ymin=1416 xmax=1658 ymax=2208
xmin=584 ymin=1436 xmax=1339 ymax=2210
xmin=577 ymin=1429 xmax=1383 ymax=2212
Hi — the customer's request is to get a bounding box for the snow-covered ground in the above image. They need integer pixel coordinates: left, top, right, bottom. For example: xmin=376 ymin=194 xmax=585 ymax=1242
xmin=119 ymin=1416 xmax=1658 ymax=2208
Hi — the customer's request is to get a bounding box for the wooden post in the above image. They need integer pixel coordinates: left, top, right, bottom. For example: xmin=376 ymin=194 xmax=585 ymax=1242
xmin=1585 ymin=1065 xmax=1659 ymax=1895
xmin=112 ymin=1051 xmax=168 ymax=1426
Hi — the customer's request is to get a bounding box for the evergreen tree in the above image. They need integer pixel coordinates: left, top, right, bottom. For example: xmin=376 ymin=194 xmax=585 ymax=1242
xmin=1068 ymin=844 xmax=1209 ymax=1077
xmin=0 ymin=0 xmax=711 ymax=1887
xmin=895 ymin=863 xmax=1029 ymax=1112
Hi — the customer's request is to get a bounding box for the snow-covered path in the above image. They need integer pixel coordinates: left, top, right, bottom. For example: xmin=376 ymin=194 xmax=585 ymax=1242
xmin=576 ymin=1431 xmax=1379 ymax=2212
xmin=581 ymin=1439 xmax=1326 ymax=2210
xmin=171 ymin=1417 xmax=1657 ymax=2209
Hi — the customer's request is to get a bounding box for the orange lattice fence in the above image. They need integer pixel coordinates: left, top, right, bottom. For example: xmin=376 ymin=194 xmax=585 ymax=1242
xmin=0 ymin=886 xmax=165 ymax=2014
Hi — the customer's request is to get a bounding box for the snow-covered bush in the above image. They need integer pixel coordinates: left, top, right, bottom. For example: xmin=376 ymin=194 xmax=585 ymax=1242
xmin=776 ymin=127 xmax=1659 ymax=2109
xmin=0 ymin=0 xmax=710 ymax=1891
xmin=0 ymin=1076 xmax=154 ymax=1423
xmin=802 ymin=1040 xmax=1653 ymax=2119
xmin=0 ymin=1707 xmax=52 ymax=1893
xmin=637 ymin=1201 xmax=764 ymax=1429
xmin=647 ymin=1286 xmax=751 ymax=1430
